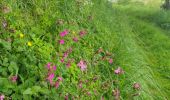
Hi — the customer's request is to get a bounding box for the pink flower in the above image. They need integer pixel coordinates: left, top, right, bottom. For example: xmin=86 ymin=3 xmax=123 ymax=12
xmin=68 ymin=47 xmax=73 ymax=54
xmin=47 ymin=73 xmax=55 ymax=84
xmin=79 ymin=30 xmax=87 ymax=37
xmin=87 ymin=92 xmax=91 ymax=96
xmin=109 ymin=58 xmax=113 ymax=64
xmin=0 ymin=94 xmax=5 ymax=100
xmin=63 ymin=52 xmax=69 ymax=58
xmin=112 ymin=89 xmax=120 ymax=100
xmin=11 ymin=76 xmax=18 ymax=82
xmin=60 ymin=30 xmax=69 ymax=37
xmin=114 ymin=67 xmax=124 ymax=75
xmin=53 ymin=66 xmax=57 ymax=71
xmin=46 ymin=62 xmax=51 ymax=69
xmin=66 ymin=62 xmax=71 ymax=68
xmin=78 ymin=81 xmax=83 ymax=88
xmin=55 ymin=77 xmax=63 ymax=89
xmin=77 ymin=60 xmax=87 ymax=71
xmin=58 ymin=77 xmax=63 ymax=81
xmin=133 ymin=83 xmax=141 ymax=90
xmin=73 ymin=37 xmax=78 ymax=42
xmin=60 ymin=58 xmax=64 ymax=63
xmin=55 ymin=81 xmax=60 ymax=89
xmin=59 ymin=40 xmax=65 ymax=44
xmin=65 ymin=95 xmax=69 ymax=100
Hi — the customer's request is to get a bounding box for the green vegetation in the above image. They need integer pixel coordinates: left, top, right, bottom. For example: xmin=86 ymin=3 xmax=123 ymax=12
xmin=0 ymin=0 xmax=169 ymax=99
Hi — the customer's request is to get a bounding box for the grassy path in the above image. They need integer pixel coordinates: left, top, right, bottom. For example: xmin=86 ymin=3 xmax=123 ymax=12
xmin=113 ymin=5 xmax=170 ymax=99
xmin=91 ymin=4 xmax=167 ymax=99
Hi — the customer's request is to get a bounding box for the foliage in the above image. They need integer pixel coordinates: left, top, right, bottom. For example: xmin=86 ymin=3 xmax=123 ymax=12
xmin=0 ymin=0 xmax=170 ymax=99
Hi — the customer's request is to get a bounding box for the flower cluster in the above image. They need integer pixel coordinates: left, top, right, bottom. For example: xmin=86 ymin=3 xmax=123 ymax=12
xmin=46 ymin=63 xmax=62 ymax=89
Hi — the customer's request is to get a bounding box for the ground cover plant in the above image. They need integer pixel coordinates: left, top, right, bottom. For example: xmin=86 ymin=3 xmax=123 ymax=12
xmin=0 ymin=0 xmax=170 ymax=100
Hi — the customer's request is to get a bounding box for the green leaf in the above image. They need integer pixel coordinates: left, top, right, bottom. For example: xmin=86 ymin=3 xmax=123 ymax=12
xmin=8 ymin=61 xmax=18 ymax=74
xmin=32 ymin=86 xmax=41 ymax=93
xmin=23 ymin=88 xmax=32 ymax=95
xmin=0 ymin=39 xmax=11 ymax=50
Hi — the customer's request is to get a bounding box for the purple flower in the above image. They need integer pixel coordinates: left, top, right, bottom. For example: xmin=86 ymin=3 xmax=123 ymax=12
xmin=63 ymin=52 xmax=69 ymax=58
xmin=58 ymin=77 xmax=63 ymax=81
xmin=55 ymin=81 xmax=60 ymax=89
xmin=59 ymin=40 xmax=65 ymax=44
xmin=0 ymin=94 xmax=5 ymax=100
xmin=60 ymin=30 xmax=69 ymax=37
xmin=47 ymin=73 xmax=55 ymax=85
xmin=65 ymin=95 xmax=69 ymax=100
xmin=60 ymin=58 xmax=64 ymax=63
xmin=133 ymin=83 xmax=141 ymax=90
xmin=87 ymin=92 xmax=91 ymax=96
xmin=79 ymin=30 xmax=87 ymax=37
xmin=11 ymin=75 xmax=18 ymax=82
xmin=53 ymin=66 xmax=57 ymax=71
xmin=46 ymin=62 xmax=51 ymax=69
xmin=66 ymin=62 xmax=71 ymax=68
xmin=109 ymin=58 xmax=113 ymax=64
xmin=73 ymin=37 xmax=78 ymax=42
xmin=114 ymin=67 xmax=124 ymax=75
xmin=77 ymin=60 xmax=87 ymax=71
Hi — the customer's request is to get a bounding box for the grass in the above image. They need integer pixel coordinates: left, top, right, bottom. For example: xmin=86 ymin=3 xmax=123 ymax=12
xmin=0 ymin=0 xmax=170 ymax=99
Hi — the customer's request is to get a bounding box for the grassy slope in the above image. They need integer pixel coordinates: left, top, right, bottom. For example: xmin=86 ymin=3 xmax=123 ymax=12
xmin=0 ymin=0 xmax=169 ymax=99
xmin=92 ymin=2 xmax=167 ymax=99
xmin=112 ymin=3 xmax=170 ymax=99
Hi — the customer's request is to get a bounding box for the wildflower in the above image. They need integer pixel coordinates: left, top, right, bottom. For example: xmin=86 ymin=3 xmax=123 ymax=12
xmin=55 ymin=77 xmax=63 ymax=89
xmin=60 ymin=58 xmax=64 ymax=63
xmin=109 ymin=58 xmax=113 ymax=64
xmin=112 ymin=89 xmax=120 ymax=100
xmin=78 ymin=81 xmax=83 ymax=88
xmin=87 ymin=92 xmax=91 ymax=96
xmin=47 ymin=73 xmax=55 ymax=84
xmin=68 ymin=47 xmax=73 ymax=53
xmin=114 ymin=67 xmax=124 ymax=75
xmin=55 ymin=81 xmax=60 ymax=89
xmin=19 ymin=33 xmax=24 ymax=38
xmin=79 ymin=30 xmax=87 ymax=37
xmin=27 ymin=41 xmax=32 ymax=46
xmin=60 ymin=30 xmax=69 ymax=37
xmin=66 ymin=61 xmax=71 ymax=68
xmin=53 ymin=66 xmax=57 ymax=71
xmin=46 ymin=62 xmax=51 ymax=69
xmin=58 ymin=77 xmax=63 ymax=81
xmin=65 ymin=95 xmax=69 ymax=100
xmin=133 ymin=83 xmax=141 ymax=90
xmin=77 ymin=60 xmax=87 ymax=71
xmin=10 ymin=75 xmax=18 ymax=82
xmin=59 ymin=40 xmax=65 ymax=44
xmin=63 ymin=52 xmax=69 ymax=58
xmin=0 ymin=94 xmax=5 ymax=100
xmin=72 ymin=31 xmax=76 ymax=34
xmin=73 ymin=37 xmax=78 ymax=42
